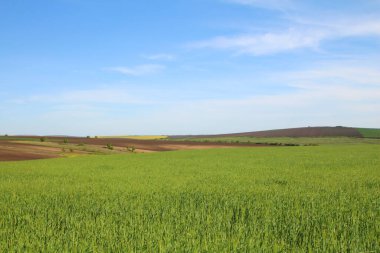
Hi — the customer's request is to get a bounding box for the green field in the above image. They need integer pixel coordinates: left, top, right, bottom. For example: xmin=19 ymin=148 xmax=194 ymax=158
xmin=357 ymin=128 xmax=380 ymax=138
xmin=1 ymin=145 xmax=379 ymax=252
xmin=0 ymin=136 xmax=42 ymax=141
xmin=168 ymin=136 xmax=380 ymax=146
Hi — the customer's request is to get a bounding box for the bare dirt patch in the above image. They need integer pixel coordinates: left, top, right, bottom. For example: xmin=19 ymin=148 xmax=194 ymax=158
xmin=0 ymin=141 xmax=60 ymax=161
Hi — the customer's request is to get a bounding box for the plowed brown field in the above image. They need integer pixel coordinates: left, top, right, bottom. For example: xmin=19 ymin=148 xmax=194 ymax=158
xmin=0 ymin=141 xmax=61 ymax=161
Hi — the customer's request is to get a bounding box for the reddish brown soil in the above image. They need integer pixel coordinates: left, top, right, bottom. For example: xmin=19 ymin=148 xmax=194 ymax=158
xmin=0 ymin=141 xmax=60 ymax=161
xmin=170 ymin=127 xmax=362 ymax=138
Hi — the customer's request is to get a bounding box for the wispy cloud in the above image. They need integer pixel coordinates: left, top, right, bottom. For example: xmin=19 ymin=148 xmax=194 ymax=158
xmin=107 ymin=64 xmax=165 ymax=76
xmin=226 ymin=0 xmax=296 ymax=11
xmin=190 ymin=17 xmax=380 ymax=55
xmin=143 ymin=53 xmax=176 ymax=61
xmin=191 ymin=28 xmax=323 ymax=55
xmin=192 ymin=0 xmax=380 ymax=56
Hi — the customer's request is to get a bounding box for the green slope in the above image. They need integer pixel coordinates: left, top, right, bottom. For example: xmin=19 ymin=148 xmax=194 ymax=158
xmin=357 ymin=128 xmax=380 ymax=138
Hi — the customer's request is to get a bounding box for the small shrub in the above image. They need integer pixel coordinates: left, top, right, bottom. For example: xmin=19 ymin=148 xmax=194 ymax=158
xmin=127 ymin=146 xmax=136 ymax=153
xmin=63 ymin=138 xmax=68 ymax=144
xmin=62 ymin=148 xmax=66 ymax=152
xmin=40 ymin=137 xmax=46 ymax=142
xmin=284 ymin=143 xmax=299 ymax=146
xmin=78 ymin=143 xmax=84 ymax=146
xmin=69 ymin=148 xmax=73 ymax=152
xmin=106 ymin=144 xmax=114 ymax=150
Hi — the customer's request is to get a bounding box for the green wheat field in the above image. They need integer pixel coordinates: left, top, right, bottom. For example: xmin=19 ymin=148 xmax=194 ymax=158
xmin=1 ymin=143 xmax=379 ymax=252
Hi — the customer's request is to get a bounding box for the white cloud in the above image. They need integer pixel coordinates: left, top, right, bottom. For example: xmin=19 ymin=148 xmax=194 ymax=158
xmin=143 ymin=53 xmax=176 ymax=61
xmin=107 ymin=64 xmax=165 ymax=76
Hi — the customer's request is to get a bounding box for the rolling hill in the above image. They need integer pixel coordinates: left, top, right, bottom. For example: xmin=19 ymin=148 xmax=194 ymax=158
xmin=170 ymin=126 xmax=380 ymax=139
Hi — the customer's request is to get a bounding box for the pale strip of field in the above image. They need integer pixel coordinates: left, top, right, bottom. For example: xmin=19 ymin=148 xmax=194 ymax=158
xmin=11 ymin=141 xmax=128 ymax=156
xmin=98 ymin=135 xmax=168 ymax=140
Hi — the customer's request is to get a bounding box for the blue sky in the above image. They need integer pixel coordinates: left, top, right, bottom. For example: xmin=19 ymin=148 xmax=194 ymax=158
xmin=1 ymin=0 xmax=380 ymax=135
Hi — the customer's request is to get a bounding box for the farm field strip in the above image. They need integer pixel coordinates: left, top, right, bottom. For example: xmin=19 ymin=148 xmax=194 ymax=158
xmin=356 ymin=128 xmax=380 ymax=138
xmin=98 ymin=135 xmax=168 ymax=140
xmin=168 ymin=136 xmax=380 ymax=146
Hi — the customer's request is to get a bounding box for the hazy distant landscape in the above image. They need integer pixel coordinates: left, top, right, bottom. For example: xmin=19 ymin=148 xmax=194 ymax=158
xmin=1 ymin=126 xmax=379 ymax=161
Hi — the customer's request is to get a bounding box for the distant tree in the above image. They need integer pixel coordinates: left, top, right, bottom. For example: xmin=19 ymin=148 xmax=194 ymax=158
xmin=86 ymin=136 xmax=91 ymax=139
xmin=63 ymin=138 xmax=68 ymax=144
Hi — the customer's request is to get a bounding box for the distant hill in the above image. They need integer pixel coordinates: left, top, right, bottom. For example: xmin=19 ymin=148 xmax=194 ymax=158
xmin=170 ymin=126 xmax=380 ymax=139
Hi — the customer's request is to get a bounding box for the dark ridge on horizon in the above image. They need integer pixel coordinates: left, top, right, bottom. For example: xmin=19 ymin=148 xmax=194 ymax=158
xmin=169 ymin=126 xmax=364 ymax=139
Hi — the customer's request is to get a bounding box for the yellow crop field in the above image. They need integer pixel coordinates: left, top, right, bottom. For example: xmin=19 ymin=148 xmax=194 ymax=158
xmin=99 ymin=135 xmax=168 ymax=140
